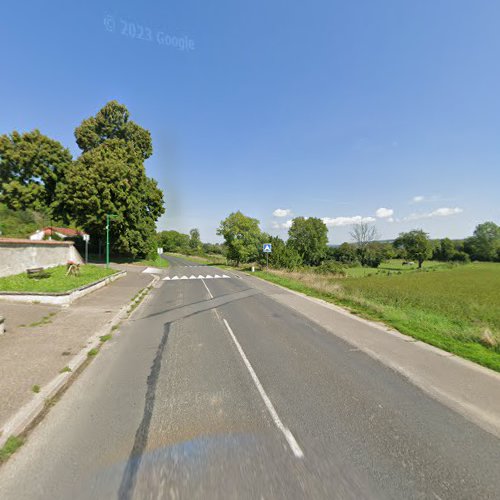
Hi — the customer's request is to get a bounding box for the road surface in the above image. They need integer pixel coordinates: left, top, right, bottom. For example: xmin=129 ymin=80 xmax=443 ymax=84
xmin=0 ymin=255 xmax=499 ymax=499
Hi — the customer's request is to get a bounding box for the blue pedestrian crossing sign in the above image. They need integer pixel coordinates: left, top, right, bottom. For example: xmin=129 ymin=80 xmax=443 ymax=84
xmin=263 ymin=243 xmax=272 ymax=253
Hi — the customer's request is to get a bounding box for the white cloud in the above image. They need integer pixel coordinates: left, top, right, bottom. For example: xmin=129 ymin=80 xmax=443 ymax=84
xmin=321 ymin=215 xmax=376 ymax=227
xmin=375 ymin=207 xmax=394 ymax=218
xmin=271 ymin=219 xmax=293 ymax=229
xmin=404 ymin=207 xmax=463 ymax=221
xmin=412 ymin=195 xmax=424 ymax=203
xmin=430 ymin=207 xmax=463 ymax=217
xmin=273 ymin=208 xmax=292 ymax=218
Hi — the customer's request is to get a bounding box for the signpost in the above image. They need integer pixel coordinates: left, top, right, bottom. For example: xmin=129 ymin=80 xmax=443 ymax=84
xmin=263 ymin=243 xmax=272 ymax=270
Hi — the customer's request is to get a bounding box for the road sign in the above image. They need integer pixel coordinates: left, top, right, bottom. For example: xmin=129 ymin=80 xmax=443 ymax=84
xmin=263 ymin=243 xmax=272 ymax=253
xmin=83 ymin=234 xmax=90 ymax=242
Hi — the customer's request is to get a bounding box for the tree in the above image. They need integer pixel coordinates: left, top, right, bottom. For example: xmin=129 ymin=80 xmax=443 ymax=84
xmin=433 ymin=238 xmax=456 ymax=261
xmin=287 ymin=217 xmax=328 ymax=266
xmin=189 ymin=228 xmax=201 ymax=251
xmin=54 ymin=101 xmax=164 ymax=258
xmin=349 ymin=223 xmax=378 ymax=266
xmin=364 ymin=242 xmax=393 ymax=268
xmin=393 ymin=229 xmax=432 ymax=268
xmin=327 ymin=242 xmax=358 ymax=265
xmin=464 ymin=222 xmax=500 ymax=262
xmin=157 ymin=230 xmax=190 ymax=252
xmin=217 ymin=211 xmax=261 ymax=265
xmin=74 ymin=100 xmax=152 ymax=160
xmin=0 ymin=130 xmax=72 ymax=213
xmin=256 ymin=235 xmax=303 ymax=270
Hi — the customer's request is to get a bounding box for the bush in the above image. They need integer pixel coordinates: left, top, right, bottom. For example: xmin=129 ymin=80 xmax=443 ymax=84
xmin=313 ymin=261 xmax=346 ymax=276
xmin=451 ymin=251 xmax=471 ymax=263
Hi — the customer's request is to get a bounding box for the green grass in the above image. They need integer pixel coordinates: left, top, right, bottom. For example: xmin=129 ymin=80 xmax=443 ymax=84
xmin=28 ymin=312 xmax=56 ymax=327
xmin=32 ymin=384 xmax=40 ymax=393
xmin=345 ymin=259 xmax=448 ymax=277
xmin=99 ymin=334 xmax=112 ymax=343
xmin=132 ymin=255 xmax=169 ymax=268
xmin=60 ymin=366 xmax=72 ymax=373
xmin=253 ymin=262 xmax=500 ymax=372
xmin=0 ymin=436 xmax=24 ymax=463
xmin=89 ymin=254 xmax=169 ymax=268
xmin=166 ymin=252 xmax=226 ymax=265
xmin=0 ymin=265 xmax=116 ymax=293
xmin=87 ymin=348 xmax=99 ymax=357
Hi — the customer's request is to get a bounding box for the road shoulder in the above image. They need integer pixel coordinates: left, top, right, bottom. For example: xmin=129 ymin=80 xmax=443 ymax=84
xmin=0 ymin=265 xmax=159 ymax=450
xmin=240 ymin=271 xmax=500 ymax=439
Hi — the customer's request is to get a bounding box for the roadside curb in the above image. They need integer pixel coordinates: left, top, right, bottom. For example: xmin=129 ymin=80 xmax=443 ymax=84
xmin=0 ymin=273 xmax=160 ymax=449
xmin=0 ymin=270 xmax=126 ymax=306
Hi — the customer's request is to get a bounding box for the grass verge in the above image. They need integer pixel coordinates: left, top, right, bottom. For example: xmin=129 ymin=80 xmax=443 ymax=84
xmin=89 ymin=254 xmax=169 ymax=268
xmin=166 ymin=252 xmax=226 ymax=266
xmin=0 ymin=265 xmax=117 ymax=293
xmin=0 ymin=436 xmax=24 ymax=463
xmin=253 ymin=264 xmax=500 ymax=372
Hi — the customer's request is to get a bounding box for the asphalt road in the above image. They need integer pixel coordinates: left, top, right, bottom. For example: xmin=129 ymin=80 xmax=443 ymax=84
xmin=0 ymin=255 xmax=499 ymax=499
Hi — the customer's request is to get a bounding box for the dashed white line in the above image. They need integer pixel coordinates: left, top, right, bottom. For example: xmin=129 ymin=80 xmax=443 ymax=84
xmin=221 ymin=318 xmax=304 ymax=458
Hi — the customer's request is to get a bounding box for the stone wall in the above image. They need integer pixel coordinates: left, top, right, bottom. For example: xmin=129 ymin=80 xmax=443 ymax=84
xmin=0 ymin=239 xmax=83 ymax=278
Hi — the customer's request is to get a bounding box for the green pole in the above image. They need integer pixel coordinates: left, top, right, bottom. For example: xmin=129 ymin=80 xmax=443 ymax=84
xmin=106 ymin=214 xmax=117 ymax=269
xmin=106 ymin=214 xmax=110 ymax=269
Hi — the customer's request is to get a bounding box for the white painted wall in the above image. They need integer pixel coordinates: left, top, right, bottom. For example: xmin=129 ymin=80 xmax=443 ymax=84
xmin=0 ymin=240 xmax=83 ymax=278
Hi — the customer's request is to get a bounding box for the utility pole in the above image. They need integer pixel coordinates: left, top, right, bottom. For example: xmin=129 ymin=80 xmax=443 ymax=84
xmin=106 ymin=214 xmax=118 ymax=269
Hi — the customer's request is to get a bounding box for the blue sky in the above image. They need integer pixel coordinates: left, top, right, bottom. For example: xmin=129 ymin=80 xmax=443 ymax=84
xmin=1 ymin=0 xmax=499 ymax=243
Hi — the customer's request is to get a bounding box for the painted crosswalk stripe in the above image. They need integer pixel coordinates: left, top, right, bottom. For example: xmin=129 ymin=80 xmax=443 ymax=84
xmin=162 ymin=275 xmax=231 ymax=281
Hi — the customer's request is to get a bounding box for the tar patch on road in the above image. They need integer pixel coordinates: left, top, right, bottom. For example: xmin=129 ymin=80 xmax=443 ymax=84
xmin=118 ymin=323 xmax=170 ymax=500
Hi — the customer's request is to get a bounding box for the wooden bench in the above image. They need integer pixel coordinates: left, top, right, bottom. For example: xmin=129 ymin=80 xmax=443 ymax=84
xmin=26 ymin=267 xmax=50 ymax=279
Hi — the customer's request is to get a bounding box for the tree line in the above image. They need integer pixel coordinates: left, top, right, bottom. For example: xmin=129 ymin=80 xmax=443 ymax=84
xmin=157 ymin=228 xmax=225 ymax=256
xmin=216 ymin=211 xmax=500 ymax=271
xmin=0 ymin=101 xmax=164 ymax=258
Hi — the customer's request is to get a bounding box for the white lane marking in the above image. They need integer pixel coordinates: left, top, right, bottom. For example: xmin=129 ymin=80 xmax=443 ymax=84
xmin=201 ymin=278 xmax=213 ymax=299
xmin=162 ymin=275 xmax=232 ymax=281
xmin=222 ymin=319 xmax=304 ymax=459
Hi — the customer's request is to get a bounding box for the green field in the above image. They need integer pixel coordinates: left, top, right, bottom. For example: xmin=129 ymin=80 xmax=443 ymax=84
xmin=255 ymin=262 xmax=500 ymax=371
xmin=345 ymin=259 xmax=448 ymax=277
xmin=166 ymin=252 xmax=226 ymax=265
xmin=0 ymin=265 xmax=117 ymax=293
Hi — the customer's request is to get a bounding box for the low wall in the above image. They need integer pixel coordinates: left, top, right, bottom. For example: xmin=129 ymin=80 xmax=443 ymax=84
xmin=0 ymin=239 xmax=83 ymax=278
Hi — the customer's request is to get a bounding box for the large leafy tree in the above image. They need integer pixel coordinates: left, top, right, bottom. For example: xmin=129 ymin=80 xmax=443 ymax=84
xmin=217 ymin=211 xmax=261 ymax=265
xmin=0 ymin=130 xmax=72 ymax=212
xmin=393 ymin=229 xmax=432 ymax=268
xmin=189 ymin=228 xmax=201 ymax=251
xmin=256 ymin=235 xmax=302 ymax=270
xmin=54 ymin=101 xmax=164 ymax=258
xmin=74 ymin=100 xmax=152 ymax=159
xmin=287 ymin=217 xmax=328 ymax=266
xmin=464 ymin=221 xmax=500 ymax=262
xmin=157 ymin=230 xmax=190 ymax=252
